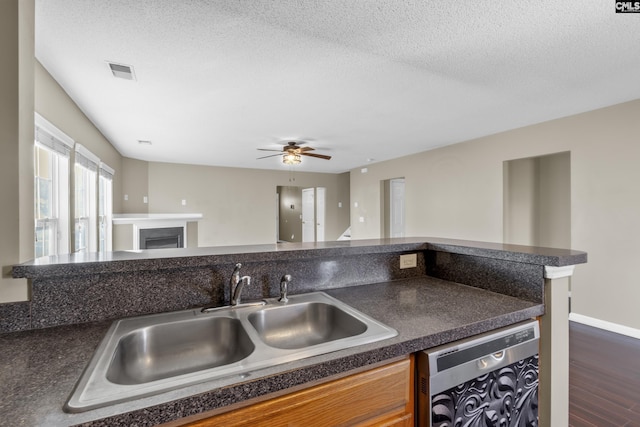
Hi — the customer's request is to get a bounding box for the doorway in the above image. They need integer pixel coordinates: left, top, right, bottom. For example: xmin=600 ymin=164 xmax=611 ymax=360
xmin=381 ymin=178 xmax=405 ymax=238
xmin=276 ymin=186 xmax=326 ymax=243
xmin=503 ymin=152 xmax=570 ymax=248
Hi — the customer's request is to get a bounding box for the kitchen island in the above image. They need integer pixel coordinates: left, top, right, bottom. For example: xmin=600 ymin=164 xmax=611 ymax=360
xmin=1 ymin=238 xmax=586 ymax=426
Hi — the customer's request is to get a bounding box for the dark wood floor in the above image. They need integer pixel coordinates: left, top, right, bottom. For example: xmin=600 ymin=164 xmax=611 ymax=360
xmin=569 ymin=321 xmax=640 ymax=427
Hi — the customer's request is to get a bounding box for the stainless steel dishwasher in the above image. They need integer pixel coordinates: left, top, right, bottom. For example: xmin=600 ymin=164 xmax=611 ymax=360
xmin=417 ymin=320 xmax=540 ymax=427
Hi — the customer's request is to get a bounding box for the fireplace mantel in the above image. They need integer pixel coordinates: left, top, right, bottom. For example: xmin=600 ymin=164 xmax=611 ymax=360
xmin=112 ymin=213 xmax=203 ymax=225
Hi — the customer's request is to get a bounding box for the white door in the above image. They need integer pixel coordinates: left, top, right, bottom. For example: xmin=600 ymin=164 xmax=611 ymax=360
xmin=389 ymin=179 xmax=405 ymax=238
xmin=316 ymin=187 xmax=326 ymax=242
xmin=302 ymin=188 xmax=315 ymax=242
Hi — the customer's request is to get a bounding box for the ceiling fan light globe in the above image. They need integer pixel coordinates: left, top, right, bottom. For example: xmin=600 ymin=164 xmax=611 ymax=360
xmin=283 ymin=153 xmax=301 ymax=165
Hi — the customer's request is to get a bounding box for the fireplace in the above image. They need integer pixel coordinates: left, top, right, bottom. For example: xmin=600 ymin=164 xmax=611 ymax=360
xmin=139 ymin=227 xmax=184 ymax=250
xmin=112 ymin=213 xmax=202 ymax=251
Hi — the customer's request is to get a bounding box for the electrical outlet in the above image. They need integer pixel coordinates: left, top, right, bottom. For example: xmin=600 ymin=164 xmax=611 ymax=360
xmin=181 ymin=199 xmax=187 ymax=206
xmin=400 ymin=253 xmax=417 ymax=269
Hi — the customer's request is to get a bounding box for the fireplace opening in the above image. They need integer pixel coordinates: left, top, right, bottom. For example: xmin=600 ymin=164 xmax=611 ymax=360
xmin=139 ymin=227 xmax=184 ymax=250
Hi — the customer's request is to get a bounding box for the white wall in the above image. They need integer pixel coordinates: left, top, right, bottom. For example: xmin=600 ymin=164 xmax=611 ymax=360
xmin=350 ymin=99 xmax=640 ymax=330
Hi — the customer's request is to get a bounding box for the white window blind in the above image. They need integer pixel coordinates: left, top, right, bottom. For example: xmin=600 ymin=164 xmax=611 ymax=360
xmin=99 ymin=162 xmax=115 ymax=180
xmin=75 ymin=143 xmax=100 ymax=172
xmin=34 ymin=112 xmax=73 ymax=156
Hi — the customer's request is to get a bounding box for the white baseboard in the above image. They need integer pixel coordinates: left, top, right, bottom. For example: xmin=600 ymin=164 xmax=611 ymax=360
xmin=569 ymin=312 xmax=640 ymax=340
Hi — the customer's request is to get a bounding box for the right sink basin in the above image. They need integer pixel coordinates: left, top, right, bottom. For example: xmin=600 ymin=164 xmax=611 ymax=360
xmin=248 ymin=301 xmax=368 ymax=349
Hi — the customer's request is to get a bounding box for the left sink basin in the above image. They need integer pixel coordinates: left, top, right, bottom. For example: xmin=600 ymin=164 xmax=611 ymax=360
xmin=64 ymin=308 xmax=260 ymax=413
xmin=106 ymin=317 xmax=254 ymax=385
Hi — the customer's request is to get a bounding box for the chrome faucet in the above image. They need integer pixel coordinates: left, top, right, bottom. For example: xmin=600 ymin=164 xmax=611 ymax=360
xmin=231 ymin=275 xmax=251 ymax=306
xmin=279 ymin=274 xmax=292 ymax=303
xmin=229 ymin=263 xmax=251 ymax=306
xmin=229 ymin=263 xmax=242 ymax=304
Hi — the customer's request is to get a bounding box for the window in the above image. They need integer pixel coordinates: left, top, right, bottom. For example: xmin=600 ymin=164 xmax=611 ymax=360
xmin=34 ymin=114 xmax=115 ymax=255
xmin=34 ymin=113 xmax=72 ymax=257
xmin=74 ymin=144 xmax=99 ymax=253
xmin=98 ymin=163 xmax=114 ymax=252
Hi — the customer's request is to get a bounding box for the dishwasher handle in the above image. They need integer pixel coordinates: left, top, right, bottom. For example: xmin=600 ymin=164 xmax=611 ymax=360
xmin=476 ymin=350 xmax=505 ymax=370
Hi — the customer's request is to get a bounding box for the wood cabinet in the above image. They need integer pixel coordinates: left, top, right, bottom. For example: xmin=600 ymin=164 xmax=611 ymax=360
xmin=177 ymin=356 xmax=414 ymax=427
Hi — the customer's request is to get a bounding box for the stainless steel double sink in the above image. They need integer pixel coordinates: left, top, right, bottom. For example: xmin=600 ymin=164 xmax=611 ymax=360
xmin=65 ymin=292 xmax=397 ymax=412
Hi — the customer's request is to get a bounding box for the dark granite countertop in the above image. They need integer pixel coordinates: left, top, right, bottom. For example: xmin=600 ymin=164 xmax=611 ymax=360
xmin=12 ymin=237 xmax=587 ymax=279
xmin=0 ymin=276 xmax=542 ymax=427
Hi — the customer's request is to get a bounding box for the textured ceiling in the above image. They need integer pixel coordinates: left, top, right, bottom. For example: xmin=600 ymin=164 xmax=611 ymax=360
xmin=35 ymin=0 xmax=640 ymax=173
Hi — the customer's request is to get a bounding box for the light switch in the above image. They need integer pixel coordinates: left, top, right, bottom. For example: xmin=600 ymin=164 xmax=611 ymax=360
xmin=143 ymin=196 xmax=148 ymax=204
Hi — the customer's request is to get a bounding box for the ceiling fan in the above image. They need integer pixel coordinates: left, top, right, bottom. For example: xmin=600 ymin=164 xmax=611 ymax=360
xmin=257 ymin=141 xmax=332 ymax=165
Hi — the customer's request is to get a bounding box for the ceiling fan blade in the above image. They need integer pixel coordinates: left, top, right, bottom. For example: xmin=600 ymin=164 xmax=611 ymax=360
xmin=298 ymin=146 xmax=315 ymax=152
xmin=257 ymin=148 xmax=282 ymax=152
xmin=301 ymin=152 xmax=332 ymax=160
xmin=257 ymin=153 xmax=283 ymax=159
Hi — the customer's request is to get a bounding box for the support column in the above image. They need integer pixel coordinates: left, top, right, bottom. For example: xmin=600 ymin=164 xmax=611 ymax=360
xmin=538 ymin=265 xmax=575 ymax=427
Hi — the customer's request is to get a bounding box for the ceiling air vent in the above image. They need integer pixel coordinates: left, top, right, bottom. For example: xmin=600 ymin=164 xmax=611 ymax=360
xmin=107 ymin=62 xmax=136 ymax=80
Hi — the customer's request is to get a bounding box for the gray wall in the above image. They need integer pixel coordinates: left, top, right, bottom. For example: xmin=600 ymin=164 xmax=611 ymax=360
xmin=350 ymin=100 xmax=640 ymax=330
xmin=35 ymin=61 xmax=123 ymax=213
xmin=503 ymin=152 xmax=570 ymax=248
xmin=120 ymin=157 xmax=148 ymax=213
xmin=141 ymin=162 xmax=351 ymax=246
